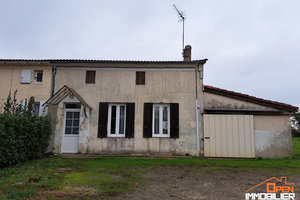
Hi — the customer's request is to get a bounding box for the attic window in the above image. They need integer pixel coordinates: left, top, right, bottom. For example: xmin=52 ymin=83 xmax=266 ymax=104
xmin=86 ymin=71 xmax=95 ymax=84
xmin=136 ymin=71 xmax=145 ymax=85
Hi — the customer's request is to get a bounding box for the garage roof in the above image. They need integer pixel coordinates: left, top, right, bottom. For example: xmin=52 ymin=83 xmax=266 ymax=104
xmin=204 ymin=85 xmax=298 ymax=113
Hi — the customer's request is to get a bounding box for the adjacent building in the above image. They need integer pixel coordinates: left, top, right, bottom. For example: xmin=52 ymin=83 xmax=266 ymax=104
xmin=0 ymin=60 xmax=52 ymax=115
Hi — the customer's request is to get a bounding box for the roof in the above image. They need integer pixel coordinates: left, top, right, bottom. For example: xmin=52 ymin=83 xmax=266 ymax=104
xmin=43 ymin=85 xmax=91 ymax=110
xmin=0 ymin=59 xmax=207 ymax=65
xmin=204 ymin=85 xmax=298 ymax=113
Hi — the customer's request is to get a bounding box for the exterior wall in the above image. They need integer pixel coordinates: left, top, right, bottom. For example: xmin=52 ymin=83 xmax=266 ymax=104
xmin=53 ymin=64 xmax=203 ymax=156
xmin=254 ymin=115 xmax=292 ymax=158
xmin=203 ymin=92 xmax=293 ymax=158
xmin=0 ymin=63 xmax=52 ymax=112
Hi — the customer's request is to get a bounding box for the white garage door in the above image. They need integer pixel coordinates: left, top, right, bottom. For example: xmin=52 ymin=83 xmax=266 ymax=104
xmin=204 ymin=114 xmax=255 ymax=158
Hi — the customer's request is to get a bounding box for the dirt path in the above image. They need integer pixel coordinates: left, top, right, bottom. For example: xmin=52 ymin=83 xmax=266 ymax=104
xmin=114 ymin=166 xmax=300 ymax=200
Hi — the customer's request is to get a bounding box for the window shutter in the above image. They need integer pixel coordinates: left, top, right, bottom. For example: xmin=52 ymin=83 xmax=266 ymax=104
xmin=170 ymin=103 xmax=179 ymax=138
xmin=86 ymin=71 xmax=96 ymax=84
xmin=143 ymin=103 xmax=153 ymax=138
xmin=125 ymin=103 xmax=135 ymax=138
xmin=20 ymin=70 xmax=32 ymax=83
xmin=136 ymin=72 xmax=145 ymax=85
xmin=98 ymin=102 xmax=108 ymax=138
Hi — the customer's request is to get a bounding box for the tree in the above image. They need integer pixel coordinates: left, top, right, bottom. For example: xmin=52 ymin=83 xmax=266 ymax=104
xmin=3 ymin=90 xmax=35 ymax=115
xmin=291 ymin=113 xmax=300 ymax=137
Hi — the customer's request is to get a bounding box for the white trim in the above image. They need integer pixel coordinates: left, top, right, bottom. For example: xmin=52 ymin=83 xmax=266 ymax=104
xmin=152 ymin=104 xmax=170 ymax=137
xmin=107 ymin=104 xmax=126 ymax=137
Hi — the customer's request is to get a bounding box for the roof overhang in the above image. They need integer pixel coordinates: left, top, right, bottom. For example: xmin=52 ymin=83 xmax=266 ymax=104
xmin=43 ymin=85 xmax=91 ymax=110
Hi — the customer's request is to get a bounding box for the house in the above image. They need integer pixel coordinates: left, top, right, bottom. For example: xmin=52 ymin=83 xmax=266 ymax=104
xmin=0 ymin=60 xmax=52 ymax=115
xmin=1 ymin=46 xmax=298 ymax=158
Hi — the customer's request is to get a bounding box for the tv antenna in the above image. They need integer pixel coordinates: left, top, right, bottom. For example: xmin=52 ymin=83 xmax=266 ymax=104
xmin=173 ymin=4 xmax=186 ymax=50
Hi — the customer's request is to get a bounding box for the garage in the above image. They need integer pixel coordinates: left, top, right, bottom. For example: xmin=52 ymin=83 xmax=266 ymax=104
xmin=203 ymin=85 xmax=298 ymax=158
xmin=203 ymin=114 xmax=255 ymax=158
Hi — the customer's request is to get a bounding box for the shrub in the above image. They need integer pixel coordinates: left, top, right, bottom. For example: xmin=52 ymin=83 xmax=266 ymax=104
xmin=0 ymin=114 xmax=51 ymax=167
xmin=0 ymin=91 xmax=51 ymax=167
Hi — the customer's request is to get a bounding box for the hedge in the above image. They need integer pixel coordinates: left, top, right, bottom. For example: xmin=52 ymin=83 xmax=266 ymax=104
xmin=0 ymin=113 xmax=51 ymax=168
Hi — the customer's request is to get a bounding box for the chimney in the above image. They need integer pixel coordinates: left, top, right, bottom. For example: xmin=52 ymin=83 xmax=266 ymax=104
xmin=182 ymin=45 xmax=192 ymax=61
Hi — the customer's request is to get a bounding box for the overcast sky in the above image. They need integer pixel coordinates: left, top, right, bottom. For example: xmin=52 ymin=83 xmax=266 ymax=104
xmin=0 ymin=0 xmax=299 ymax=108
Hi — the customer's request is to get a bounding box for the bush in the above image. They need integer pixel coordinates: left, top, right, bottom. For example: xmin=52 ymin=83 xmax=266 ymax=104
xmin=292 ymin=129 xmax=300 ymax=137
xmin=0 ymin=90 xmax=51 ymax=167
xmin=0 ymin=114 xmax=51 ymax=167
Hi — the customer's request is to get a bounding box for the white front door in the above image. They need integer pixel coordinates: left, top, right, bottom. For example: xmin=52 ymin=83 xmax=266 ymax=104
xmin=62 ymin=110 xmax=80 ymax=153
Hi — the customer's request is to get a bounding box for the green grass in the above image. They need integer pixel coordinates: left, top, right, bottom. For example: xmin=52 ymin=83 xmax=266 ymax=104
xmin=0 ymin=137 xmax=300 ymax=200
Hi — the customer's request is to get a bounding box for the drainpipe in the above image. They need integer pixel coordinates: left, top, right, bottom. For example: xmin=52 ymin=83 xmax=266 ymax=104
xmin=50 ymin=64 xmax=56 ymax=97
xmin=195 ymin=65 xmax=200 ymax=156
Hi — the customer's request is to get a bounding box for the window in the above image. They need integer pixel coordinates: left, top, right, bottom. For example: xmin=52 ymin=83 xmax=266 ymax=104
xmin=34 ymin=71 xmax=43 ymax=82
xmin=152 ymin=104 xmax=170 ymax=137
xmin=20 ymin=69 xmax=32 ymax=83
xmin=98 ymin=102 xmax=135 ymax=138
xmin=64 ymin=104 xmax=81 ymax=135
xmin=64 ymin=111 xmax=80 ymax=135
xmin=136 ymin=71 xmax=145 ymax=85
xmin=108 ymin=104 xmax=126 ymax=137
xmin=66 ymin=104 xmax=81 ymax=109
xmin=143 ymin=103 xmax=179 ymax=138
xmin=86 ymin=70 xmax=96 ymax=84
xmin=33 ymin=103 xmax=40 ymax=116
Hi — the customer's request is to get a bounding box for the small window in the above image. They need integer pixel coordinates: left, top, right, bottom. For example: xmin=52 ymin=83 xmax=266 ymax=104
xmin=108 ymin=104 xmax=126 ymax=137
xmin=66 ymin=104 xmax=81 ymax=109
xmin=86 ymin=71 xmax=96 ymax=84
xmin=34 ymin=71 xmax=43 ymax=83
xmin=20 ymin=69 xmax=32 ymax=83
xmin=152 ymin=104 xmax=170 ymax=137
xmin=136 ymin=71 xmax=145 ymax=85
xmin=33 ymin=103 xmax=40 ymax=116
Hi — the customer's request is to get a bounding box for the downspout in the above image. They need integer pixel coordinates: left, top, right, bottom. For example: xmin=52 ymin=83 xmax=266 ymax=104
xmin=195 ymin=64 xmax=200 ymax=156
xmin=50 ymin=64 xmax=57 ymax=97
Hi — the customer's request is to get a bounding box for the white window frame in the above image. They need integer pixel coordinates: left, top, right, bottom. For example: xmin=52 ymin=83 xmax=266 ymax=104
xmin=107 ymin=104 xmax=126 ymax=137
xmin=152 ymin=104 xmax=170 ymax=137
xmin=34 ymin=70 xmax=43 ymax=83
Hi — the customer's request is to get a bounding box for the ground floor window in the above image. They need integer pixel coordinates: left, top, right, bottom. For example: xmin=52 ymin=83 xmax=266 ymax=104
xmin=152 ymin=104 xmax=170 ymax=137
xmin=108 ymin=104 xmax=126 ymax=137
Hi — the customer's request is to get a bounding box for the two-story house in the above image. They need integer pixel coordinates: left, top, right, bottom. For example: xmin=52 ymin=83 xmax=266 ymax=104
xmin=0 ymin=60 xmax=52 ymax=115
xmin=1 ymin=46 xmax=298 ymax=158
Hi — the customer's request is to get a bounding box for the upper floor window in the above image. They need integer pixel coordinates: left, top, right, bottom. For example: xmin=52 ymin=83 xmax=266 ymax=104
xmin=86 ymin=70 xmax=96 ymax=84
xmin=20 ymin=69 xmax=31 ymax=83
xmin=152 ymin=104 xmax=170 ymax=137
xmin=34 ymin=71 xmax=43 ymax=83
xmin=136 ymin=71 xmax=145 ymax=85
xmin=108 ymin=104 xmax=126 ymax=137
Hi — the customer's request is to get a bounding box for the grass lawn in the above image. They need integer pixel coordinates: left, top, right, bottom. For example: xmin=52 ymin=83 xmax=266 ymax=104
xmin=0 ymin=137 xmax=299 ymax=200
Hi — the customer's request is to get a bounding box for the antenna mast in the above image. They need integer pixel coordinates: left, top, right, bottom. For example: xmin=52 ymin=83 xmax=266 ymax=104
xmin=173 ymin=4 xmax=185 ymax=50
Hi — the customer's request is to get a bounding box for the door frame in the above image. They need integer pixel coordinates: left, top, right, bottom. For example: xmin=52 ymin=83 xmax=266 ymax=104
xmin=61 ymin=108 xmax=81 ymax=153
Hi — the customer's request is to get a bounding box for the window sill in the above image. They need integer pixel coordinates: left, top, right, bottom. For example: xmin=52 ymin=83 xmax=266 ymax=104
xmin=152 ymin=135 xmax=170 ymax=138
xmin=107 ymin=135 xmax=126 ymax=138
